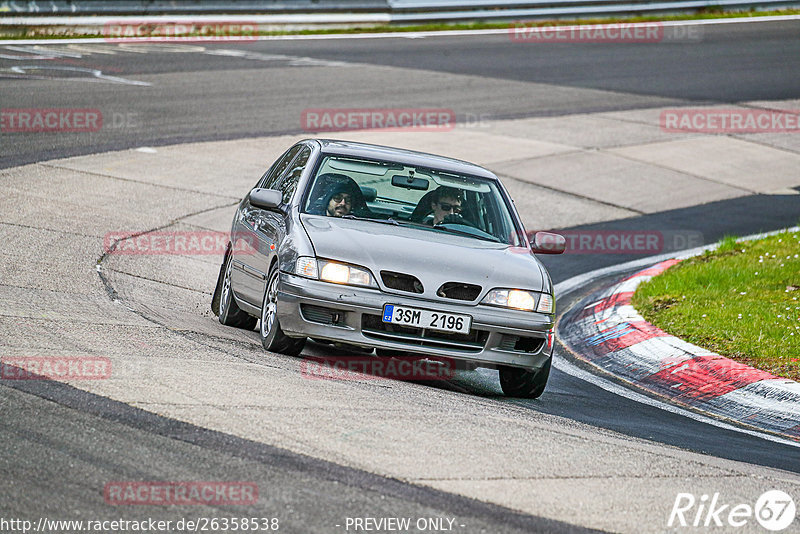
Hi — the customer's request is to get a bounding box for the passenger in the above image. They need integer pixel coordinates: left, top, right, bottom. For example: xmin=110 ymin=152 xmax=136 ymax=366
xmin=324 ymin=185 xmax=352 ymax=218
xmin=306 ymin=173 xmax=368 ymax=217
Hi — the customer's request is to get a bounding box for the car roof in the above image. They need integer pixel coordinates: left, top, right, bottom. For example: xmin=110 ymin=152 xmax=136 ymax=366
xmin=310 ymin=139 xmax=498 ymax=180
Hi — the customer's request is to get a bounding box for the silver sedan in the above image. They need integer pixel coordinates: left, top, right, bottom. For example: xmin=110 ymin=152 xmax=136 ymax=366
xmin=212 ymin=139 xmax=565 ymax=398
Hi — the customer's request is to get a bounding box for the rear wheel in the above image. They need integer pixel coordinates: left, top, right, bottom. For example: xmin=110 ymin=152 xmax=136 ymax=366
xmin=260 ymin=263 xmax=306 ymax=356
xmin=217 ymin=252 xmax=258 ymax=330
xmin=499 ymin=357 xmax=551 ymax=399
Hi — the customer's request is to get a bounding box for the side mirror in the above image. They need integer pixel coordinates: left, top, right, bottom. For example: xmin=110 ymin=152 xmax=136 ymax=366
xmin=530 ymin=231 xmax=566 ymax=254
xmin=249 ymin=188 xmax=283 ymax=210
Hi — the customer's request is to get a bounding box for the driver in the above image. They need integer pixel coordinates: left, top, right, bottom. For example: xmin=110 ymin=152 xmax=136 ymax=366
xmin=428 ymin=186 xmax=464 ymax=225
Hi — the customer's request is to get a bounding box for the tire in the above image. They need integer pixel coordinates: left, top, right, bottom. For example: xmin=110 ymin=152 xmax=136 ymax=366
xmin=211 ymin=252 xmax=225 ymax=316
xmin=499 ymin=357 xmax=551 ymax=399
xmin=217 ymin=251 xmax=258 ymax=330
xmin=260 ymin=263 xmax=306 ymax=356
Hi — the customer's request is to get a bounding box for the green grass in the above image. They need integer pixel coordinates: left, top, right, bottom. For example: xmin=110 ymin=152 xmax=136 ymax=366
xmin=632 ymin=230 xmax=800 ymax=381
xmin=2 ymin=8 xmax=799 ymax=39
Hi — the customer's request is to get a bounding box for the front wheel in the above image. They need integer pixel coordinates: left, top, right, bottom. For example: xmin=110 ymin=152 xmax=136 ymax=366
xmin=260 ymin=263 xmax=306 ymax=356
xmin=499 ymin=357 xmax=551 ymax=399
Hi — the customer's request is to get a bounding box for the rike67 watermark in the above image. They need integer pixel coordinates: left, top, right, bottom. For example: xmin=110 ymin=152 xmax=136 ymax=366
xmin=669 ymin=490 xmax=796 ymax=531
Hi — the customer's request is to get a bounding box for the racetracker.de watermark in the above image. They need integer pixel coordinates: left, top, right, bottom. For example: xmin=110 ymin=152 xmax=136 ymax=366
xmin=529 ymin=230 xmax=704 ymax=254
xmin=509 ymin=21 xmax=702 ymax=43
xmin=301 ymin=108 xmax=456 ymax=132
xmin=103 ymin=21 xmax=258 ymax=42
xmin=300 ymin=356 xmax=456 ymax=381
xmin=661 ymin=108 xmax=800 ymax=133
xmin=1 ymin=109 xmax=140 ymax=133
xmin=1 ymin=108 xmax=102 ymax=133
xmin=1 ymin=356 xmax=111 ymax=380
xmin=104 ymin=482 xmax=258 ymax=505
xmin=104 ymin=231 xmax=255 ymax=256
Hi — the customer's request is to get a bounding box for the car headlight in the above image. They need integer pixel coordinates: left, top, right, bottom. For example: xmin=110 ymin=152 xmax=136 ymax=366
xmin=295 ymin=257 xmax=377 ymax=288
xmin=481 ymin=288 xmax=554 ymax=313
xmin=320 ymin=260 xmax=377 ymax=287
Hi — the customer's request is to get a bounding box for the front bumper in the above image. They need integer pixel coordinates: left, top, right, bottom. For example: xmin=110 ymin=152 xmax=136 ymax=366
xmin=276 ymin=272 xmax=554 ymax=370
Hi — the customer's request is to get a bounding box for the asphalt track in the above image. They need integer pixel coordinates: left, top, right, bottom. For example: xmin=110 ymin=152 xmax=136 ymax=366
xmin=2 ymin=19 xmax=800 ymax=533
xmin=2 ymin=19 xmax=800 ymax=168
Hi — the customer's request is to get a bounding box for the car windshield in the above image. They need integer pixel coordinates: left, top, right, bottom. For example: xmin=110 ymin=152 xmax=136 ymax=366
xmin=302 ymin=155 xmax=525 ymax=246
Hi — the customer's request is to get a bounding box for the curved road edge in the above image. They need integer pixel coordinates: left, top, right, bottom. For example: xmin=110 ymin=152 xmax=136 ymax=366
xmin=555 ymin=227 xmax=800 ymax=445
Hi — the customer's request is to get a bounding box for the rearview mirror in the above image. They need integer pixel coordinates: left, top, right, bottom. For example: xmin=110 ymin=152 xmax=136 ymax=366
xmin=249 ymin=188 xmax=283 ymax=210
xmin=391 ymin=174 xmax=429 ymax=191
xmin=530 ymin=231 xmax=566 ymax=254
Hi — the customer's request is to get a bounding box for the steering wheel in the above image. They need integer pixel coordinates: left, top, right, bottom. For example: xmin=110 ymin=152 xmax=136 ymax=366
xmin=439 ymin=213 xmax=476 ymax=227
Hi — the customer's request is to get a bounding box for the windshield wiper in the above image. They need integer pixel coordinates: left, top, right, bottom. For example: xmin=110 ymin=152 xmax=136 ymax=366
xmin=341 ymin=215 xmax=400 ymax=226
xmin=432 ymin=225 xmax=503 ymax=243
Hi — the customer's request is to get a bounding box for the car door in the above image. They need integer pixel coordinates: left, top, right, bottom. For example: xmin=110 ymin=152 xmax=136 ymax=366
xmin=248 ymin=145 xmax=312 ymax=300
xmin=231 ymin=145 xmax=302 ymax=306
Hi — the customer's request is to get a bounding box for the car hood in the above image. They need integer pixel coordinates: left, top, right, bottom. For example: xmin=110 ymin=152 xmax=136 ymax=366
xmin=300 ymin=214 xmax=545 ymax=300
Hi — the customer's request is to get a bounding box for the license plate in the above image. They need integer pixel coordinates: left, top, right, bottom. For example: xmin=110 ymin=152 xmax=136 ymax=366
xmin=382 ymin=304 xmax=472 ymax=334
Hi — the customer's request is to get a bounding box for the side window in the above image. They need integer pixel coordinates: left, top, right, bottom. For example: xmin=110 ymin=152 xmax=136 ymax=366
xmin=276 ymin=146 xmax=311 ymax=204
xmin=258 ymin=145 xmax=302 ymax=189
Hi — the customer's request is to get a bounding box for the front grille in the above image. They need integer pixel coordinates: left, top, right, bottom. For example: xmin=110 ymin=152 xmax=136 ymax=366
xmin=498 ymin=334 xmax=546 ymax=354
xmin=437 ymin=282 xmax=482 ymax=301
xmin=381 ymin=271 xmax=424 ymax=294
xmin=361 ymin=314 xmax=487 ymax=352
